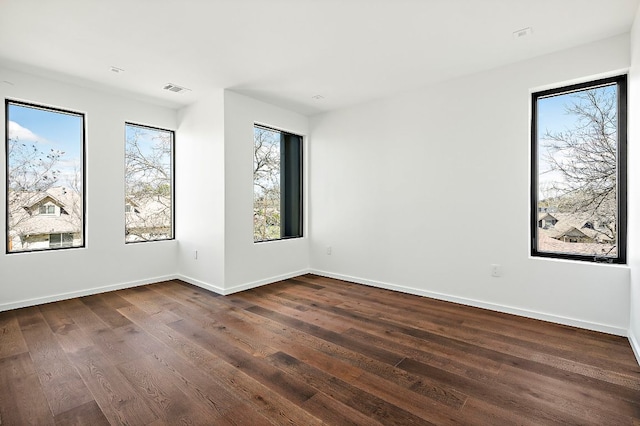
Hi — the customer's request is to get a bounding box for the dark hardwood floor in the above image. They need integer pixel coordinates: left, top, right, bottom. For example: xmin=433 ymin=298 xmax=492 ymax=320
xmin=1 ymin=274 xmax=639 ymax=425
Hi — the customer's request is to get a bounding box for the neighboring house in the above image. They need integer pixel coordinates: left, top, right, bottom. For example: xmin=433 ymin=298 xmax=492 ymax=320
xmin=538 ymin=213 xmax=558 ymax=229
xmin=536 ymin=209 xmax=617 ymax=255
xmin=547 ymin=225 xmax=595 ymax=244
xmin=8 ymin=187 xmax=172 ymax=250
xmin=125 ymin=195 xmax=172 ymax=242
xmin=7 ymin=187 xmax=82 ymax=251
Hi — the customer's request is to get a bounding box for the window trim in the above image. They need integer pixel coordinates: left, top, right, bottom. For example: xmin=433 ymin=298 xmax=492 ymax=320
xmin=124 ymin=122 xmax=175 ymax=244
xmin=5 ymin=99 xmax=86 ymax=254
xmin=253 ymin=123 xmax=304 ymax=243
xmin=530 ymin=75 xmax=627 ymax=264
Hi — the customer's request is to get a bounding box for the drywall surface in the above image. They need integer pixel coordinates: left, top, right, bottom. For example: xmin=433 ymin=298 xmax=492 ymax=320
xmin=0 ymin=67 xmax=178 ymax=310
xmin=223 ymin=91 xmax=309 ymax=292
xmin=628 ymin=5 xmax=640 ymax=362
xmin=309 ymin=34 xmax=632 ymax=335
xmin=176 ymin=90 xmax=226 ymax=293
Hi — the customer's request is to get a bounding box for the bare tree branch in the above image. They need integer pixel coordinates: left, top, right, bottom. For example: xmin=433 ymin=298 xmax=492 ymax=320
xmin=540 ymin=85 xmax=618 ymax=244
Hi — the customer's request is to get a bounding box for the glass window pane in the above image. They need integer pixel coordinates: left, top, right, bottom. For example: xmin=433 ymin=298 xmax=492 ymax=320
xmin=533 ymin=77 xmax=625 ymax=262
xmin=125 ymin=123 xmax=174 ymax=243
xmin=49 ymin=233 xmax=61 ymax=248
xmin=253 ymin=126 xmax=281 ymax=242
xmin=6 ymin=101 xmax=84 ymax=253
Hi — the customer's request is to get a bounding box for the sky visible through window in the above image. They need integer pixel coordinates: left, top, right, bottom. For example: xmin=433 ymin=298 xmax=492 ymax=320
xmin=8 ymin=103 xmax=83 ymax=188
xmin=125 ymin=124 xmax=172 ymax=161
xmin=536 ymin=84 xmax=617 ymax=199
xmin=6 ymin=101 xmax=84 ymax=252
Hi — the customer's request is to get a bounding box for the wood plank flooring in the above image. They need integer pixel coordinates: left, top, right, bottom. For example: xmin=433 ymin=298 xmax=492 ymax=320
xmin=1 ymin=274 xmax=639 ymax=425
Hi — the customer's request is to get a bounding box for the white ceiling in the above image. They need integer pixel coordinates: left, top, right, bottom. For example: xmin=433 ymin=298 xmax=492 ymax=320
xmin=1 ymin=0 xmax=638 ymax=116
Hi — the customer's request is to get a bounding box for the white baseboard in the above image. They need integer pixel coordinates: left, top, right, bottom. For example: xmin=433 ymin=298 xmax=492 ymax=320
xmin=177 ymin=269 xmax=310 ymax=296
xmin=0 ymin=274 xmax=180 ymax=312
xmin=0 ymin=269 xmax=305 ymax=312
xmin=309 ymin=269 xmax=628 ymax=337
xmin=629 ymin=331 xmax=640 ymax=366
xmin=177 ymin=274 xmax=225 ymax=295
xmin=219 ymin=269 xmax=311 ymax=295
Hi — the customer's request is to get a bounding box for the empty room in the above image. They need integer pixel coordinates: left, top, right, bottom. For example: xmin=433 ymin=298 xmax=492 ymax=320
xmin=1 ymin=0 xmax=640 ymax=424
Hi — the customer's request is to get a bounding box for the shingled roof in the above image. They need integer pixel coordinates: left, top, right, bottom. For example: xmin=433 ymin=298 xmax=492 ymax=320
xmin=8 ymin=187 xmax=81 ymax=238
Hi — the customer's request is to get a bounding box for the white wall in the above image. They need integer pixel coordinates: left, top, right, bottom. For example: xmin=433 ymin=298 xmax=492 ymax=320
xmin=309 ymin=34 xmax=632 ymax=335
xmin=176 ymin=89 xmax=226 ymax=292
xmin=628 ymin=6 xmax=640 ymax=362
xmin=175 ymin=90 xmax=309 ymax=294
xmin=0 ymin=67 xmax=178 ymax=310
xmin=223 ymin=91 xmax=309 ymax=292
xmin=0 ymin=75 xmax=310 ymax=307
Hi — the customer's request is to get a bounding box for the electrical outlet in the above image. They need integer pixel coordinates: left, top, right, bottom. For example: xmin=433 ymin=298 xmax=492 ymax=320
xmin=491 ymin=264 xmax=502 ymax=277
xmin=326 ymin=246 xmax=332 ymax=255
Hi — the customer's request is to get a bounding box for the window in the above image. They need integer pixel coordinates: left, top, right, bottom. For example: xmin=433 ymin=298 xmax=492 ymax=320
xmin=253 ymin=125 xmax=303 ymax=242
xmin=6 ymin=100 xmax=85 ymax=253
xmin=39 ymin=205 xmax=55 ymax=215
xmin=125 ymin=123 xmax=174 ymax=243
xmin=49 ymin=233 xmax=73 ymax=248
xmin=531 ymin=75 xmax=627 ymax=263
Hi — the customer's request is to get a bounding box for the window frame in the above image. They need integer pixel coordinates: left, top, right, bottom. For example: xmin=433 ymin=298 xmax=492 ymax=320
xmin=5 ymin=99 xmax=86 ymax=254
xmin=530 ymin=75 xmax=627 ymax=264
xmin=253 ymin=124 xmax=303 ymax=243
xmin=124 ymin=122 xmax=175 ymax=244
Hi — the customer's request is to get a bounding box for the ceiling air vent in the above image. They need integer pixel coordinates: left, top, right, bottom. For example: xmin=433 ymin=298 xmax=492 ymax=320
xmin=163 ymin=83 xmax=190 ymax=93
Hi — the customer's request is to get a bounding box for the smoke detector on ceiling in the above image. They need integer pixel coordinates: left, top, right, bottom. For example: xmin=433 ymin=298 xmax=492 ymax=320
xmin=163 ymin=83 xmax=191 ymax=93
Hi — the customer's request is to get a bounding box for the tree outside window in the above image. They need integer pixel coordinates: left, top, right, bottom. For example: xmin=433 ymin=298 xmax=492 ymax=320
xmin=532 ymin=75 xmax=627 ymax=263
xmin=253 ymin=125 xmax=302 ymax=242
xmin=6 ymin=100 xmax=84 ymax=253
xmin=125 ymin=123 xmax=174 ymax=243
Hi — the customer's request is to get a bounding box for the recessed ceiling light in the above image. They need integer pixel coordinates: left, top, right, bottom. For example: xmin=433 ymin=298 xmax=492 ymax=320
xmin=110 ymin=66 xmax=125 ymax=74
xmin=163 ymin=83 xmax=191 ymax=93
xmin=512 ymin=27 xmax=533 ymax=39
xmin=311 ymin=95 xmax=325 ymax=100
